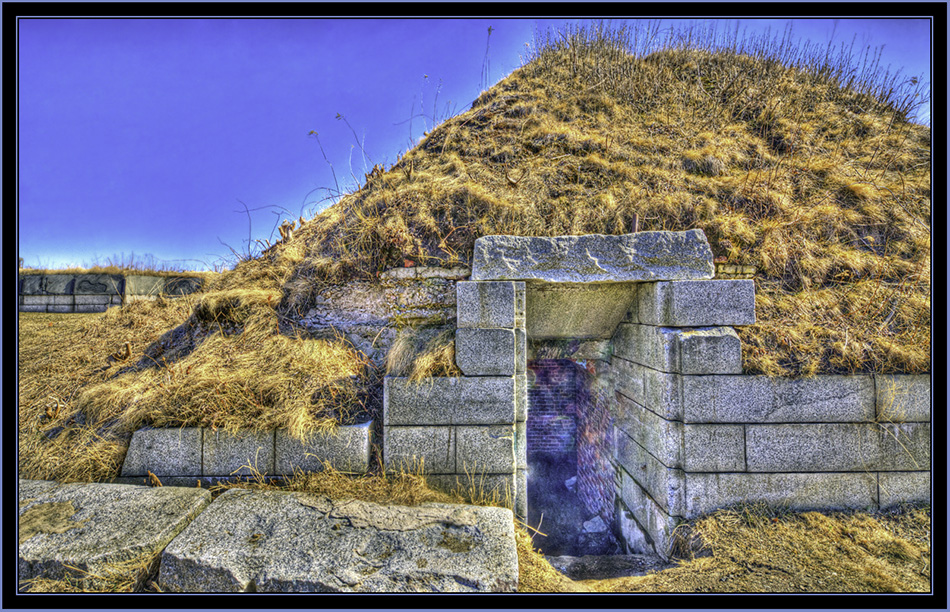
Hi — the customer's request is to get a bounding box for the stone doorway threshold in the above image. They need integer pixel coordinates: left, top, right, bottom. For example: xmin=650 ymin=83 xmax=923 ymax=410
xmin=544 ymin=553 xmax=674 ymax=581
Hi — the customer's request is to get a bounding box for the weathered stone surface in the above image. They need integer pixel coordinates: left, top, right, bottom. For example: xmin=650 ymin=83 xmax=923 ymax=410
xmin=515 ymin=373 xmax=528 ymax=422
xmin=636 ymin=280 xmax=756 ymax=327
xmin=745 ymin=423 xmax=930 ymax=472
xmin=471 ymin=231 xmax=715 ymax=283
xmin=683 ymin=424 xmax=745 ymax=472
xmin=124 ymin=275 xmax=166 ymax=296
xmin=878 ymin=472 xmax=931 ymax=508
xmin=610 ymin=357 xmax=681 ymax=421
xmin=683 ymin=472 xmax=878 ymax=518
xmin=203 ymin=430 xmax=275 ymax=476
xmin=121 ymin=427 xmax=202 ymax=477
xmin=614 ymin=394 xmax=683 ymax=468
xmin=455 ymin=328 xmax=515 ymax=376
xmin=618 ymin=469 xmax=680 ymax=559
xmin=514 ymin=421 xmax=527 ymax=470
xmin=74 ymin=304 xmax=109 ymax=313
xmin=384 ymin=426 xmax=456 ymax=473
xmin=275 ymin=422 xmax=372 ymax=475
xmin=526 ymin=282 xmax=639 ymax=339
xmin=876 ymin=374 xmax=931 ymax=422
xmin=73 ymin=294 xmax=113 ymax=305
xmin=455 ymin=425 xmax=515 ymax=474
xmin=680 ymin=374 xmax=875 ymax=423
xmin=384 ymin=377 xmax=515 ymax=426
xmin=74 ymin=274 xmax=125 ymax=295
xmin=19 ymin=480 xmax=211 ymax=583
xmin=159 ymin=489 xmax=518 ymax=592
xmin=613 ymin=323 xmax=742 ymax=374
xmin=456 ymin=281 xmax=517 ymax=328
xmin=19 ymin=304 xmax=47 ymax=313
xmin=615 ymin=428 xmax=685 ymax=515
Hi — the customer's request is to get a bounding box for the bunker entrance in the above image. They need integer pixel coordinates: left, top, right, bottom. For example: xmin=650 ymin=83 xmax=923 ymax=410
xmin=526 ymin=358 xmax=620 ymax=557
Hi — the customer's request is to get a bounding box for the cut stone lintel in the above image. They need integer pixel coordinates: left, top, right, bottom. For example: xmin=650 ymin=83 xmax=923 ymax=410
xmin=470 ymin=230 xmax=715 ymax=283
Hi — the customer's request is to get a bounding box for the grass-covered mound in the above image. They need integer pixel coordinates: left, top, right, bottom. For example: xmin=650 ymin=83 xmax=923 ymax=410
xmin=281 ymin=23 xmax=930 ymax=377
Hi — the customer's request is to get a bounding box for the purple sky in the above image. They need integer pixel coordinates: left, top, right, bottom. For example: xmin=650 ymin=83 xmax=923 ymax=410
xmin=16 ymin=17 xmax=932 ymax=271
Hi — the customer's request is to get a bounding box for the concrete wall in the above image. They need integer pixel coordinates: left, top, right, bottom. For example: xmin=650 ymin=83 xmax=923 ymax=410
xmin=18 ymin=273 xmax=205 ymax=313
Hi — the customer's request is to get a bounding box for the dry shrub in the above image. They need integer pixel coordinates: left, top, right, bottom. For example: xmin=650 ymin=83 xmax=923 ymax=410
xmin=385 ymin=326 xmax=460 ymax=381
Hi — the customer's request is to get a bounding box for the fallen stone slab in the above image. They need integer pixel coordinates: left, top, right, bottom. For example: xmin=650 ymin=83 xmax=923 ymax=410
xmin=470 ymin=230 xmax=715 ymax=283
xmin=159 ymin=488 xmax=518 ymax=592
xmin=18 ymin=479 xmax=211 ymax=584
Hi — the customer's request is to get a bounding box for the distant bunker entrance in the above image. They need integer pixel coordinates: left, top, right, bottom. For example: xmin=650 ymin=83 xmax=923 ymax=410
xmin=470 ymin=230 xmax=718 ymax=557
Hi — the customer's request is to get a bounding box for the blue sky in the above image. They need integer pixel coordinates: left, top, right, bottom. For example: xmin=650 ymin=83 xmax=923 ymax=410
xmin=17 ymin=17 xmax=933 ymax=271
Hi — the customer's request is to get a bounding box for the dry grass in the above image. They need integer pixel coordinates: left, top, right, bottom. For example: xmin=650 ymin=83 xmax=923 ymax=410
xmin=279 ymin=21 xmax=929 ymax=377
xmin=514 ymin=503 xmax=931 ymax=593
xmin=385 ymin=326 xmax=461 ymax=381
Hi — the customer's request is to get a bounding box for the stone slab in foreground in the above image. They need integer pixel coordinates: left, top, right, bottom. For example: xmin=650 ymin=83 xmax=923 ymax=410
xmin=18 ymin=479 xmax=211 ymax=583
xmin=159 ymin=488 xmax=518 ymax=592
xmin=470 ymin=230 xmax=715 ymax=283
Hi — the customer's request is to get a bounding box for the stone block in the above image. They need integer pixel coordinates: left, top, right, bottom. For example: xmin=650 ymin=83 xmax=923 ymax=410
xmin=40 ymin=275 xmax=77 ymax=295
xmin=275 ymin=422 xmax=372 ymax=475
xmin=74 ymin=274 xmax=124 ymax=295
xmin=683 ymin=424 xmax=745 ymax=472
xmin=613 ymin=324 xmax=742 ymax=374
xmin=19 ymin=304 xmax=47 ymax=313
xmin=384 ymin=377 xmax=515 ymax=426
xmin=74 ymin=294 xmax=112 ymax=306
xmin=455 ymin=328 xmax=515 ymax=376
xmin=526 ymin=282 xmax=639 ymax=339
xmin=124 ymin=275 xmax=166 ymax=296
xmin=683 ymin=472 xmax=878 ymax=519
xmin=379 ymin=265 xmax=471 ymax=281
xmin=19 ymin=480 xmax=211 ymax=584
xmin=514 ymin=282 xmax=526 ymax=328
xmin=616 ymin=499 xmax=653 ymax=554
xmin=203 ymin=429 xmax=275 ymax=476
xmin=614 ymin=394 xmax=682 ymax=468
xmin=384 ymin=426 xmax=455 ymax=473
xmin=676 ymin=327 xmax=743 ymax=374
xmin=456 ymin=281 xmax=516 ymax=328
xmin=47 ymin=305 xmax=74 ymax=313
xmin=74 ymin=304 xmax=109 ymax=313
xmin=456 ymin=425 xmax=515 ymax=475
xmin=876 ymin=374 xmax=931 ymax=422
xmin=636 ymin=280 xmax=756 ymax=327
xmin=619 ymin=469 xmax=680 ymax=559
xmin=20 ymin=274 xmax=44 ymax=294
xmin=611 ymin=357 xmax=681 ymax=421
xmin=121 ymin=427 xmax=202 ymax=477
xmin=471 ymin=230 xmax=715 ymax=282
xmin=159 ymin=489 xmax=518 ymax=592
xmin=681 ymin=374 xmax=874 ymax=423
xmin=111 ymin=295 xmax=124 ymax=305
xmin=878 ymin=472 xmax=931 ymax=508
xmin=746 ymin=423 xmax=930 ymax=472
xmin=615 ymin=429 xmax=685 ymax=515
xmin=22 ymin=295 xmax=56 ymax=306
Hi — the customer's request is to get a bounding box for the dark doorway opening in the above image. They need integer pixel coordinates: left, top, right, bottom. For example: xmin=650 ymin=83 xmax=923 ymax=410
xmin=526 ymin=359 xmax=619 ymax=557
